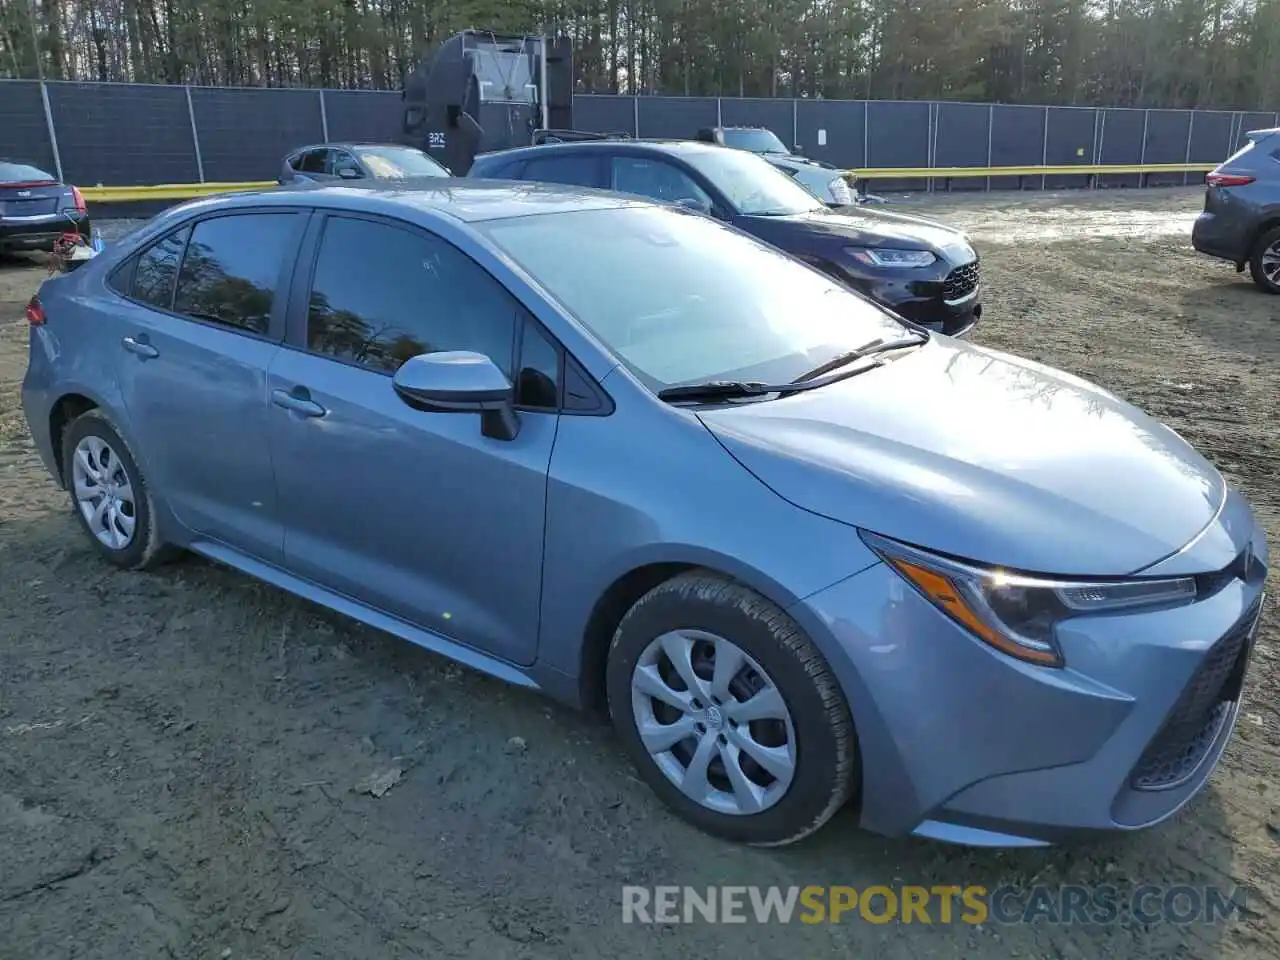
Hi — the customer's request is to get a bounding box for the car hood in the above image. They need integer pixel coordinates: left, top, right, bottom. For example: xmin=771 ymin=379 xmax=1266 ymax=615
xmin=698 ymin=338 xmax=1226 ymax=576
xmin=737 ymin=204 xmax=973 ymax=257
xmin=765 ymin=153 xmax=838 ymax=172
xmin=769 ymin=161 xmax=847 ymax=202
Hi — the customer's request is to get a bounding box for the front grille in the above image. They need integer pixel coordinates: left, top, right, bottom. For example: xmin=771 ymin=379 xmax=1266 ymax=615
xmin=1130 ymin=599 xmax=1262 ymax=790
xmin=942 ymin=259 xmax=980 ymax=301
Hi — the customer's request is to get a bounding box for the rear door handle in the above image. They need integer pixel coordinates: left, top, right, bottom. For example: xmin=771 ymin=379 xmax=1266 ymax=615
xmin=272 ymin=388 xmax=327 ymax=418
xmin=122 ymin=336 xmax=159 ymax=359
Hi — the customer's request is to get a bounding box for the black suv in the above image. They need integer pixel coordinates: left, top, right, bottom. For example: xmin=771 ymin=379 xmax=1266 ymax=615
xmin=469 ymin=139 xmax=981 ymax=335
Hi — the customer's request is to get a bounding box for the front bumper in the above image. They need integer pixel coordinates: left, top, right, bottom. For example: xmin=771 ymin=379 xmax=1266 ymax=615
xmin=0 ymin=211 xmax=91 ymax=251
xmin=794 ymin=523 xmax=1268 ymax=847
xmin=833 ymin=257 xmax=982 ymax=338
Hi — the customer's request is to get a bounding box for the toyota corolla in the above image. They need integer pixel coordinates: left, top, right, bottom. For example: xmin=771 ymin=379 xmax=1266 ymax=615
xmin=21 ymin=181 xmax=1267 ymax=848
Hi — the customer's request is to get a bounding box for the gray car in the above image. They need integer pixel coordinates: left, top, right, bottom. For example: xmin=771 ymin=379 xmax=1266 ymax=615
xmin=1192 ymin=126 xmax=1280 ymax=291
xmin=22 ymin=181 xmax=1269 ymax=848
xmin=279 ymin=142 xmax=451 ymax=185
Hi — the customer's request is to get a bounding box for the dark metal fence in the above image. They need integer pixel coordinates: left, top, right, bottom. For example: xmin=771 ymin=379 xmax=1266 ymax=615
xmin=2 ymin=78 xmax=1275 ymax=192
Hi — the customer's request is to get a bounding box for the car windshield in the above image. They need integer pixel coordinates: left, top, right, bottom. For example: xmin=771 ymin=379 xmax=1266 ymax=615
xmin=0 ymin=161 xmax=56 ymax=183
xmin=721 ymin=128 xmax=790 ymax=154
xmin=480 ymin=205 xmax=909 ymax=391
xmin=681 ymin=147 xmax=823 ymax=216
xmin=354 ymin=146 xmax=449 ymax=179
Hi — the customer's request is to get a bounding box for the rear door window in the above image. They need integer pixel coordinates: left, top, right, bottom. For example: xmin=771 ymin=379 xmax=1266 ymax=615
xmin=171 ymin=213 xmax=298 ymax=336
xmin=610 ymin=156 xmax=712 ymax=207
xmin=521 ymin=154 xmax=605 ymax=188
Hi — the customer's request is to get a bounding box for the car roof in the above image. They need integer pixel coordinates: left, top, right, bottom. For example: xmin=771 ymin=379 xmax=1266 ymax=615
xmin=287 ymin=142 xmax=427 ymax=155
xmin=170 ymin=178 xmax=653 ymax=224
xmin=477 ymin=139 xmax=735 ymax=164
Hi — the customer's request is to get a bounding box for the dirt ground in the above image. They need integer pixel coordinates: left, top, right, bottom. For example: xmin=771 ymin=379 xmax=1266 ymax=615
xmin=0 ymin=186 xmax=1277 ymax=959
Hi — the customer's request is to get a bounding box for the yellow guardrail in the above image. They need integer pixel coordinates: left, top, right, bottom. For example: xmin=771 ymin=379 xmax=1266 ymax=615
xmin=78 ymin=163 xmax=1216 ymax=203
xmin=844 ymin=162 xmax=1216 ymax=179
xmin=81 ymin=181 xmax=278 ymax=202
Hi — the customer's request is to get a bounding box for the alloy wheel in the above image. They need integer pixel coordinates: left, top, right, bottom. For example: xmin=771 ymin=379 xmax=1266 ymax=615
xmin=1263 ymin=241 xmax=1280 ymax=285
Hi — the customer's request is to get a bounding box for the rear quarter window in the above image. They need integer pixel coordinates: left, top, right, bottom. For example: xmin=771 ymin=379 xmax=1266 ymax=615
xmin=127 ymin=226 xmax=192 ymax=310
xmin=521 ymin=154 xmax=605 ymax=187
xmin=475 ymin=157 xmax=525 ymax=179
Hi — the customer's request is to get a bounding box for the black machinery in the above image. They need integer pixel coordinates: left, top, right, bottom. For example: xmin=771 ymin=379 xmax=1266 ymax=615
xmin=401 ymin=30 xmax=578 ymax=175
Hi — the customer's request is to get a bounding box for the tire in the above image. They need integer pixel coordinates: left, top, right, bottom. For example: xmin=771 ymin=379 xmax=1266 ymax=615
xmin=606 ymin=571 xmax=858 ymax=846
xmin=1248 ymin=225 xmax=1280 ymax=294
xmin=62 ymin=409 xmax=171 ymax=570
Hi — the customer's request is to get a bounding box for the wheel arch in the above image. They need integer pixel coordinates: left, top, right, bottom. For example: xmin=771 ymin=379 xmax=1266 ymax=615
xmin=1246 ymin=215 xmax=1280 ymax=262
xmin=48 ymin=391 xmax=102 ymax=485
xmin=46 ymin=392 xmax=165 ymax=542
xmin=574 ymin=549 xmax=811 ymax=715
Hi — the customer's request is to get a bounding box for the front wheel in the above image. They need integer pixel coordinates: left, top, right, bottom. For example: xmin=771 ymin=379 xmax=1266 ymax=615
xmin=606 ymin=571 xmax=858 ymax=846
xmin=1247 ymin=225 xmax=1280 ymax=294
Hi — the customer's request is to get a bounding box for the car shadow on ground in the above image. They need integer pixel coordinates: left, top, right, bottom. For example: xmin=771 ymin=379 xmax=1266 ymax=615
xmin=0 ymin=251 xmax=45 ymax=272
xmin=1178 ymin=274 xmax=1280 ymax=362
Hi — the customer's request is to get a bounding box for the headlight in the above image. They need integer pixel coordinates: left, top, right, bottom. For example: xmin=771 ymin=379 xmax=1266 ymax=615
xmin=860 ymin=532 xmax=1197 ymax=668
xmin=845 ymin=247 xmax=937 ymax=268
xmin=828 ymin=177 xmax=852 ymax=205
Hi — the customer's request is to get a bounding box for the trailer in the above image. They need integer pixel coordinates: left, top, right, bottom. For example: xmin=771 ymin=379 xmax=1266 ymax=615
xmin=401 ymin=30 xmax=575 ymax=175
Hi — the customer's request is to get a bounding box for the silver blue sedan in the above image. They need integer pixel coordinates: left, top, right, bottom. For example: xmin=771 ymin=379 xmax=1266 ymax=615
xmin=21 ymin=180 xmax=1268 ymax=847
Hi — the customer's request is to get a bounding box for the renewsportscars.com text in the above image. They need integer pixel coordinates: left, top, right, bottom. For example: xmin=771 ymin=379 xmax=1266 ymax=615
xmin=621 ymin=884 xmax=1249 ymax=926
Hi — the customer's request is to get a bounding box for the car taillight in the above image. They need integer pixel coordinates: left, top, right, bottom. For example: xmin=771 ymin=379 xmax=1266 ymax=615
xmin=1206 ymin=172 xmax=1255 ymax=187
xmin=26 ymin=296 xmax=46 ymax=326
xmin=70 ymin=185 xmax=87 ymax=214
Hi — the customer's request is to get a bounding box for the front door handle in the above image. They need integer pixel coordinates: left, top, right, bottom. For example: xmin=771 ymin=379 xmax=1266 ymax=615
xmin=271 ymin=388 xmax=327 ymax=418
xmin=122 ymin=336 xmax=159 ymax=359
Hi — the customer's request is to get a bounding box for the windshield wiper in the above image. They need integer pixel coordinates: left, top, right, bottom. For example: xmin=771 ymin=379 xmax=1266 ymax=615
xmin=660 ymin=333 xmax=928 ymax=404
xmin=657 ymin=380 xmax=797 ymax=403
xmin=791 ymin=332 xmax=929 ymax=383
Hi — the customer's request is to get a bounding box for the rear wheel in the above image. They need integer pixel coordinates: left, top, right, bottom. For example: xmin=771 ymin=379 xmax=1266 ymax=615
xmin=606 ymin=571 xmax=858 ymax=846
xmin=62 ymin=409 xmax=171 ymax=570
xmin=1247 ymin=226 xmax=1280 ymax=293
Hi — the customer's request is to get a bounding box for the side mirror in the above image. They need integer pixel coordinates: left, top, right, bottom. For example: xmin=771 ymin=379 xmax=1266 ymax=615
xmin=338 ymin=166 xmax=362 ymax=180
xmin=674 ymin=196 xmax=711 ymax=215
xmin=793 ymin=144 xmax=802 ymax=154
xmin=392 ymin=351 xmax=519 ymax=440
